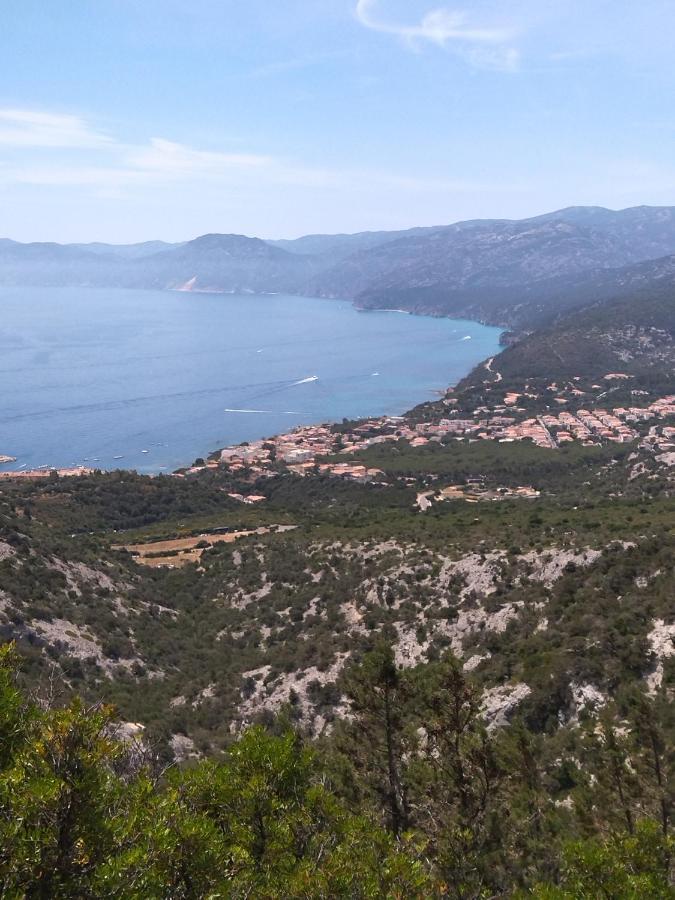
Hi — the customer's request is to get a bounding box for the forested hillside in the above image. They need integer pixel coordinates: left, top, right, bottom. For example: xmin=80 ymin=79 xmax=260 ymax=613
xmin=458 ymin=283 xmax=675 ymax=394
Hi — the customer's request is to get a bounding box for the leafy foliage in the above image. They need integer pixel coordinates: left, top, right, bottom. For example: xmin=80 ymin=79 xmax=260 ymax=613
xmin=0 ymin=648 xmax=431 ymax=897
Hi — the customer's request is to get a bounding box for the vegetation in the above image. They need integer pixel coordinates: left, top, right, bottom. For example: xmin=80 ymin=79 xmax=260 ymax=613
xmin=2 ymin=272 xmax=675 ymax=892
xmin=333 ymin=437 xmax=628 ymax=493
xmin=1 ymin=644 xmax=673 ymax=896
xmin=459 ymin=283 xmax=675 ymax=393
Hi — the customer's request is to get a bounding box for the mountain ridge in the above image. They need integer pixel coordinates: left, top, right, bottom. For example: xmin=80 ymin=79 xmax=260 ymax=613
xmin=2 ymin=204 xmax=675 ymax=332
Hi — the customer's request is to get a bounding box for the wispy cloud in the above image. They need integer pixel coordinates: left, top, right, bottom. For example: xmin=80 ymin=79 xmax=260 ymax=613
xmin=0 ymin=108 xmax=274 ymax=189
xmin=354 ymin=0 xmax=520 ymax=70
xmin=123 ymin=138 xmax=271 ymax=177
xmin=0 ymin=106 xmax=524 ymax=207
xmin=0 ymin=109 xmax=112 ymax=149
xmin=248 ymin=50 xmax=350 ymax=79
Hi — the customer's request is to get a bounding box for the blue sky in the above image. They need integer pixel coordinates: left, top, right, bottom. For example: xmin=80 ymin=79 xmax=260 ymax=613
xmin=1 ymin=0 xmax=674 ymax=242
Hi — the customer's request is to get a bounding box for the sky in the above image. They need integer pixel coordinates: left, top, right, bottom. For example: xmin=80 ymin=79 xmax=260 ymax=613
xmin=1 ymin=0 xmax=674 ymax=243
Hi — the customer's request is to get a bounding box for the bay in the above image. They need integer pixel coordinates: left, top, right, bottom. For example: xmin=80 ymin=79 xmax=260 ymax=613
xmin=0 ymin=287 xmax=502 ymax=473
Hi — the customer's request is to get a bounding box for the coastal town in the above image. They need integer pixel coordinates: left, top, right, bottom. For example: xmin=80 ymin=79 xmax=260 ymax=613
xmin=3 ymin=379 xmax=674 ymax=486
xmin=181 ymin=381 xmax=675 ymax=484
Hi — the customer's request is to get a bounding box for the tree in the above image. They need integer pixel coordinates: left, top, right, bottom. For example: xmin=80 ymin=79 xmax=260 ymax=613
xmin=412 ymin=658 xmax=507 ymax=898
xmin=530 ymin=819 xmax=675 ymax=899
xmin=0 ymin=691 xmax=126 ymax=896
xmin=578 ymin=714 xmax=639 ymax=836
xmin=0 ymin=648 xmax=434 ymax=897
xmin=341 ymin=644 xmax=412 ymax=837
xmin=633 ymin=695 xmax=672 ymax=838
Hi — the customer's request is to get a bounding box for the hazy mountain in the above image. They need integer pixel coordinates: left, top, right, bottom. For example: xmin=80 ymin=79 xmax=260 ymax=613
xmin=313 ymin=206 xmax=675 ymax=303
xmin=268 ymin=224 xmax=448 ymax=259
xmin=69 ymin=240 xmax=180 ymax=259
xmin=3 ymin=206 xmax=675 ymax=330
xmin=0 ymin=239 xmax=122 ymax=287
xmin=136 ymin=233 xmax=322 ymax=293
xmin=0 ymin=233 xmax=319 ymax=293
xmin=357 ymin=249 xmax=675 ymax=330
xmin=529 ymin=204 xmax=675 ymax=259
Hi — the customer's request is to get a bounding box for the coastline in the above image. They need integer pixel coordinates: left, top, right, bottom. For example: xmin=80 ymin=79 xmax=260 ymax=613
xmin=0 ymin=287 xmax=503 ymax=476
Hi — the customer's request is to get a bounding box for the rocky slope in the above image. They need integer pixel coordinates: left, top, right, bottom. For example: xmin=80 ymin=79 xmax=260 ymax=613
xmin=1 ymin=428 xmax=673 ymax=758
xmin=458 ymin=281 xmax=675 ymax=388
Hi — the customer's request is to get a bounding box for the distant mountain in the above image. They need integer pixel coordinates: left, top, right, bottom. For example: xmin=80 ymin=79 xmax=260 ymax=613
xmin=69 ymin=240 xmax=180 ymax=259
xmin=0 ymin=233 xmax=319 ymax=294
xmin=311 ymin=219 xmax=622 ymax=298
xmin=0 ymin=239 xmax=121 ymax=287
xmin=503 ymin=251 xmax=675 ymax=329
xmin=268 ymin=224 xmax=447 ymax=259
xmin=357 ymin=250 xmax=675 ymax=331
xmin=529 ymin=205 xmax=675 ymax=260
xmin=3 ymin=206 xmax=675 ymax=331
xmin=136 ymin=233 xmax=321 ymax=293
xmin=329 ymin=206 xmax=675 ymax=323
xmin=459 ymin=279 xmax=675 ymax=390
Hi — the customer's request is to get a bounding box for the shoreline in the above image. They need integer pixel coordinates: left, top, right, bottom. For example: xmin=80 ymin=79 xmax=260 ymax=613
xmin=0 ymin=288 xmax=504 ymax=477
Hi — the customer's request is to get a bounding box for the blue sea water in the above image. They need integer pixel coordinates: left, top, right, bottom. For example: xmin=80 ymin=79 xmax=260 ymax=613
xmin=0 ymin=287 xmax=502 ymax=474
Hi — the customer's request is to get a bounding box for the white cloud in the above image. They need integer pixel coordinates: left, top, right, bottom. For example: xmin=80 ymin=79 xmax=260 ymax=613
xmin=248 ymin=50 xmax=350 ymax=79
xmin=355 ymin=0 xmax=513 ymax=45
xmin=123 ymin=138 xmax=271 ymax=177
xmin=0 ymin=106 xmax=523 ymax=206
xmin=0 ymin=108 xmax=274 ymax=189
xmin=0 ymin=109 xmax=112 ymax=149
xmin=354 ymin=0 xmax=520 ymax=69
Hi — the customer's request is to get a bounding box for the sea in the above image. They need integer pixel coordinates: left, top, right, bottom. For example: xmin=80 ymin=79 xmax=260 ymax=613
xmin=0 ymin=287 xmax=502 ymax=474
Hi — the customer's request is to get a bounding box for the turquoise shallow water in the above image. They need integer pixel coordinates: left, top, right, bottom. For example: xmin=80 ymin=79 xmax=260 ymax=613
xmin=0 ymin=287 xmax=502 ymax=473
